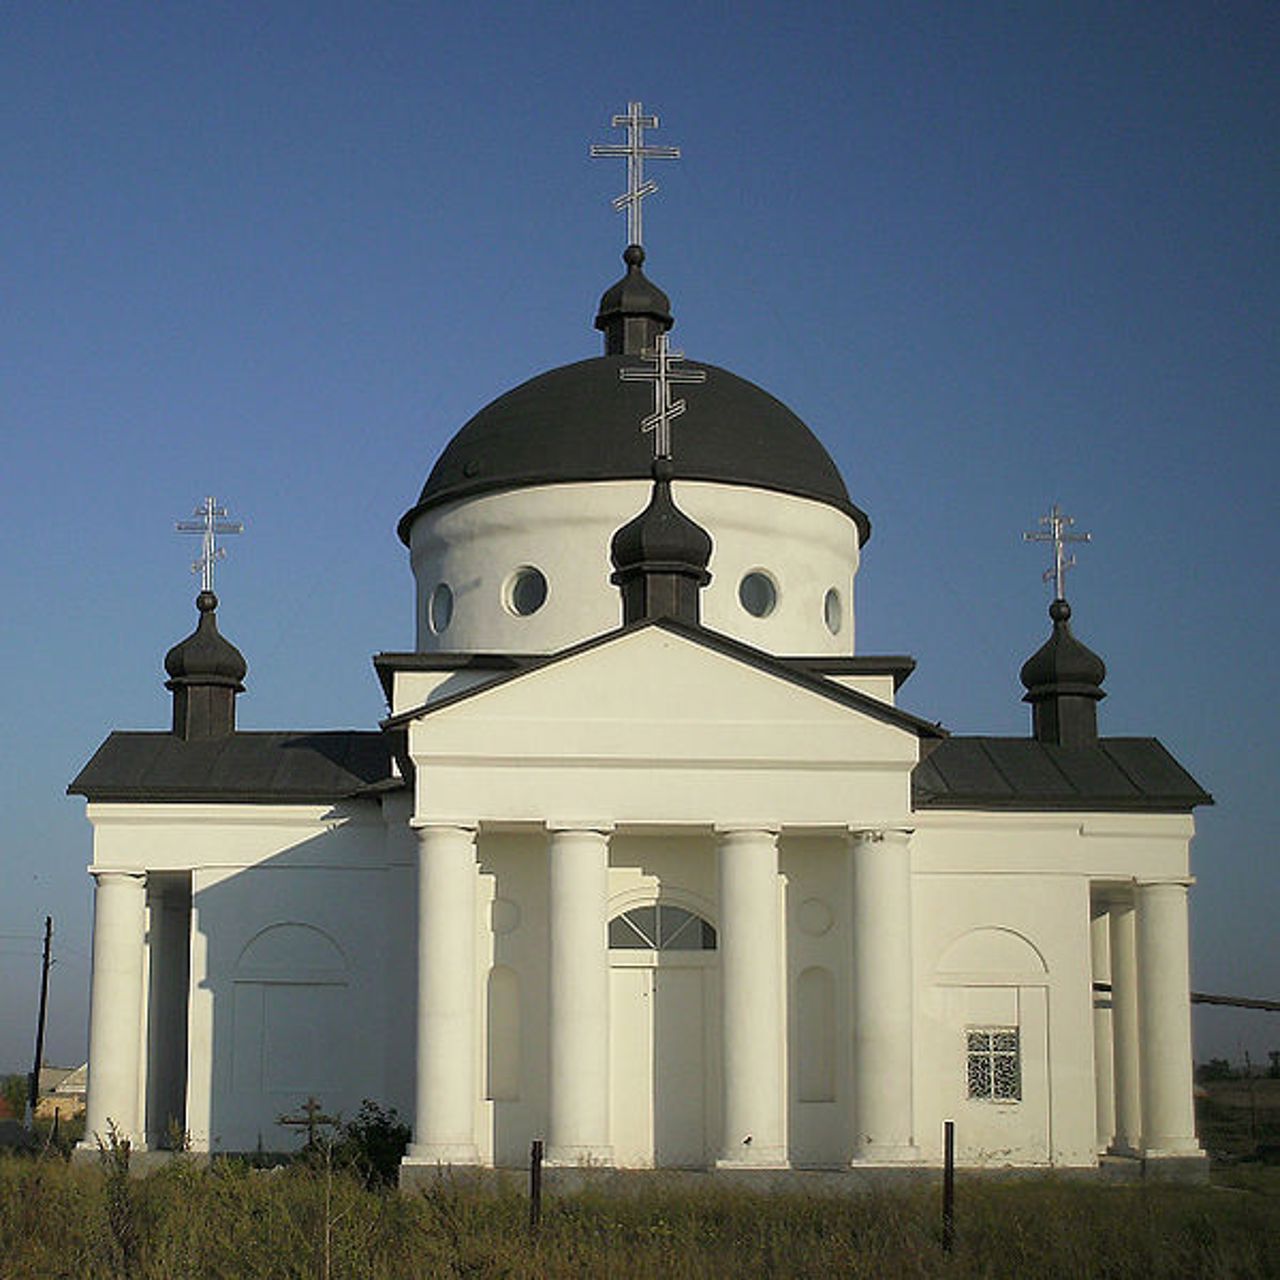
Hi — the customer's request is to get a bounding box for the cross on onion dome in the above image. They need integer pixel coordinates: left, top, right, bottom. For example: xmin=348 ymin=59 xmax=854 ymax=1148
xmin=620 ymin=332 xmax=707 ymax=459
xmin=176 ymin=496 xmax=243 ymax=593
xmin=590 ymin=101 xmax=680 ymax=249
xmin=1024 ymin=503 xmax=1091 ymax=600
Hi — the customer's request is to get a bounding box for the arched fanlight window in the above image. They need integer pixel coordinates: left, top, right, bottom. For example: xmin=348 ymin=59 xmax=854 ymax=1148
xmin=609 ymin=904 xmax=717 ymax=951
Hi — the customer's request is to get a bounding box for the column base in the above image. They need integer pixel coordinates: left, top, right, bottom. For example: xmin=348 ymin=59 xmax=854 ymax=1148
xmin=1142 ymin=1149 xmax=1209 ymax=1183
xmin=716 ymin=1147 xmax=789 ymax=1170
xmin=1107 ymin=1140 xmax=1142 ymax=1158
xmin=403 ymin=1141 xmax=481 ymax=1166
xmin=1143 ymin=1139 xmax=1205 ymax=1159
xmin=850 ymin=1143 xmax=920 ymax=1165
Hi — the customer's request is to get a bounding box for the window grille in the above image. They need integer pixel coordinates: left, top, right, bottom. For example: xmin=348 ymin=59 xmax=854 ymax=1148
xmin=966 ymin=1028 xmax=1021 ymax=1101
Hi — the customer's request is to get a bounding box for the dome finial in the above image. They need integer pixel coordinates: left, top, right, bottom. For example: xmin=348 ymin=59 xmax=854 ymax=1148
xmin=595 ymin=245 xmax=674 ymax=355
xmin=1020 ymin=593 xmax=1106 ymax=747
xmin=610 ymin=457 xmax=713 ymax=626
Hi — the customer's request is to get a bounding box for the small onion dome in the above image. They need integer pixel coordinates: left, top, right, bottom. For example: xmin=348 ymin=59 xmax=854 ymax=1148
xmin=164 ymin=591 xmax=247 ymax=739
xmin=610 ymin=457 xmax=713 ymax=626
xmin=1020 ymin=598 xmax=1106 ymax=747
xmin=594 ymin=244 xmax=673 ymax=356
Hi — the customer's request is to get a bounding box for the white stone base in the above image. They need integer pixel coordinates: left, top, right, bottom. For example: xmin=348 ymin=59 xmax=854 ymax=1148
xmin=715 ymin=1147 xmax=789 ymax=1170
xmin=544 ymin=1144 xmax=614 ymax=1168
xmin=404 ymin=1142 xmax=481 ymax=1166
xmin=850 ymin=1144 xmax=921 ymax=1165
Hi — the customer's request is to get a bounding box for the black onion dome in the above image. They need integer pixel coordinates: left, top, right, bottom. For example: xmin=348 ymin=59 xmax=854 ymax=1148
xmin=164 ymin=591 xmax=247 ymax=689
xmin=399 ymin=356 xmax=868 ymax=545
xmin=611 ymin=458 xmax=713 ymax=576
xmin=594 ymin=244 xmax=672 ymax=353
xmin=1020 ymin=598 xmax=1106 ymax=698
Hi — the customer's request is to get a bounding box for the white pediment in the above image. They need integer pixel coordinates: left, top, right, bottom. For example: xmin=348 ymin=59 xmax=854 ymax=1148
xmin=403 ymin=626 xmax=923 ymax=826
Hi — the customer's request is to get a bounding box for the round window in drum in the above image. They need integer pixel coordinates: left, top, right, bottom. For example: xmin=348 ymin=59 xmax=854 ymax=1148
xmin=428 ymin=582 xmax=453 ymax=634
xmin=505 ymin=566 xmax=548 ymax=617
xmin=738 ymin=570 xmax=778 ymax=618
xmin=823 ymin=587 xmax=842 ymax=635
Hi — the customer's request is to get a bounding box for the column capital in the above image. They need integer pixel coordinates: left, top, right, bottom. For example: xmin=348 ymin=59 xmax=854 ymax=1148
xmin=89 ymin=868 xmax=146 ymax=885
xmin=545 ymin=820 xmax=616 ymax=836
xmin=848 ymin=827 xmax=913 ymax=846
xmin=410 ymin=818 xmax=478 ymax=834
xmin=1135 ymin=877 xmax=1194 ymax=890
xmin=713 ymin=823 xmax=780 ymax=838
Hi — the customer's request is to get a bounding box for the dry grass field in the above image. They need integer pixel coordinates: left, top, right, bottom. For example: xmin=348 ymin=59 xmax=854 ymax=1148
xmin=0 ymin=1150 xmax=1276 ymax=1280
xmin=0 ymin=1079 xmax=1276 ymax=1279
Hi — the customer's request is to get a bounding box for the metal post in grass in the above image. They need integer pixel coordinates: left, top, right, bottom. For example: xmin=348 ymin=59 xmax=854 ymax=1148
xmin=942 ymin=1119 xmax=956 ymax=1253
xmin=530 ymin=1138 xmax=543 ymax=1233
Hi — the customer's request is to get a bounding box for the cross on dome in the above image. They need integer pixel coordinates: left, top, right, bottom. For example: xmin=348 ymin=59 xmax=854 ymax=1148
xmin=620 ymin=332 xmax=707 ymax=459
xmin=176 ymin=496 xmax=243 ymax=594
xmin=590 ymin=101 xmax=681 ymax=249
xmin=1024 ymin=503 xmax=1091 ymax=600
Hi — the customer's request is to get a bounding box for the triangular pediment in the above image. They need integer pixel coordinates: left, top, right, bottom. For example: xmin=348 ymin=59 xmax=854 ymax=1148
xmin=398 ymin=622 xmax=931 ymax=770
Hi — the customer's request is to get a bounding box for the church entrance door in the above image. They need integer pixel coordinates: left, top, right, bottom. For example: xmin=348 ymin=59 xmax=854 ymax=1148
xmin=608 ymin=905 xmax=720 ymax=1168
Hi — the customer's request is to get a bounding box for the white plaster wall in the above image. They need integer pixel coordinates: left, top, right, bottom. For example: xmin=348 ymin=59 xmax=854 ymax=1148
xmin=408 ymin=481 xmax=861 ymax=657
xmin=781 ymin=835 xmax=853 ymax=1168
xmin=912 ymin=866 xmax=1103 ymax=1167
xmin=474 ymin=831 xmax=550 ymax=1167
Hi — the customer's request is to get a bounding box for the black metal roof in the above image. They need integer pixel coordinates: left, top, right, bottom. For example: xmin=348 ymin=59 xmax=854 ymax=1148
xmin=398 ymin=355 xmax=870 ymax=545
xmin=67 ymin=731 xmax=397 ymax=803
xmin=911 ymin=737 xmax=1212 ymax=812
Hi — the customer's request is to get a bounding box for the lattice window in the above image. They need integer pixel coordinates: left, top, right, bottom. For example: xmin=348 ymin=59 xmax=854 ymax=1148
xmin=608 ymin=904 xmax=717 ymax=951
xmin=966 ymin=1028 xmax=1021 ymax=1101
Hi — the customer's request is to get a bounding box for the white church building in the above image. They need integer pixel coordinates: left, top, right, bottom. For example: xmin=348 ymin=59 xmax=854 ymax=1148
xmin=70 ymin=132 xmax=1211 ymax=1176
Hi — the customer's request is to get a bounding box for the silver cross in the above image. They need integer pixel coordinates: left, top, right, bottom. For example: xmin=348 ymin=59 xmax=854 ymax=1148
xmin=1024 ymin=503 xmax=1091 ymax=600
xmin=620 ymin=332 xmax=706 ymax=459
xmin=590 ymin=101 xmax=680 ymax=249
xmin=176 ymin=496 xmax=243 ymax=594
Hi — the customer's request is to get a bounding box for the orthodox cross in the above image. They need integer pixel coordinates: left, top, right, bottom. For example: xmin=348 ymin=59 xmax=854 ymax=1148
xmin=1024 ymin=503 xmax=1091 ymax=599
xmin=590 ymin=101 xmax=680 ymax=248
xmin=620 ymin=333 xmax=706 ymax=459
xmin=176 ymin=496 xmax=243 ymax=593
xmin=277 ymin=1096 xmax=337 ymax=1150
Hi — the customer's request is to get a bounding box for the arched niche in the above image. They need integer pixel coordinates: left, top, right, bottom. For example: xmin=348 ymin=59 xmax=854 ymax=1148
xmin=936 ymin=927 xmax=1047 ymax=979
xmin=486 ymin=965 xmax=520 ymax=1102
xmin=234 ymin=922 xmax=348 ymax=984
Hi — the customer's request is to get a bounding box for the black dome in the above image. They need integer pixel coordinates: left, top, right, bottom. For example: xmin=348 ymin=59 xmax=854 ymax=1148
xmin=399 ymin=355 xmax=869 ymax=545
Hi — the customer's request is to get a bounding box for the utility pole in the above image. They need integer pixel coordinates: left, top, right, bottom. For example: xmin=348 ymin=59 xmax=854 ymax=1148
xmin=27 ymin=916 xmax=52 ymax=1127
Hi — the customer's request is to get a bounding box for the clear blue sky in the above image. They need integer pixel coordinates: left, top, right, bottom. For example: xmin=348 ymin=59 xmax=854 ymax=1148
xmin=1 ymin=2 xmax=1276 ymax=1072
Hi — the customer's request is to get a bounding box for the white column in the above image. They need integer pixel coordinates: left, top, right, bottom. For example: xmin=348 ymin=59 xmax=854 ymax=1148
xmin=406 ymin=822 xmax=480 ymax=1165
xmin=84 ymin=871 xmax=147 ymax=1147
xmin=1136 ymin=880 xmax=1202 ymax=1157
xmin=716 ymin=826 xmax=786 ymax=1167
xmin=1108 ymin=896 xmax=1142 ymax=1155
xmin=850 ymin=828 xmax=918 ymax=1161
xmin=1090 ymin=902 xmax=1116 ymax=1154
xmin=546 ymin=823 xmax=613 ymax=1166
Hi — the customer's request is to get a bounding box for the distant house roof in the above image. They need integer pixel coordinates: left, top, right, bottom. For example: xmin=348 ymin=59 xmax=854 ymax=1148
xmin=39 ymin=1064 xmax=87 ymax=1096
xmin=68 ymin=731 xmax=398 ymax=804
xmin=912 ymin=737 xmax=1212 ymax=812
